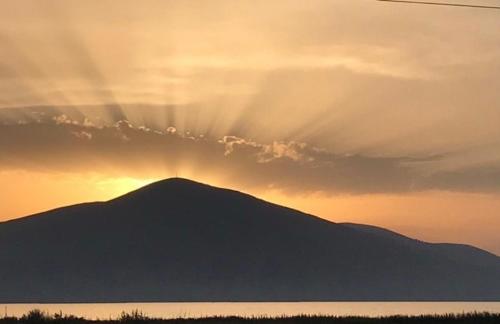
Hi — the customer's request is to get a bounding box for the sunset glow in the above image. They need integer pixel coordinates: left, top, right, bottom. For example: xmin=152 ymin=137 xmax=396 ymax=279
xmin=1 ymin=0 xmax=500 ymax=256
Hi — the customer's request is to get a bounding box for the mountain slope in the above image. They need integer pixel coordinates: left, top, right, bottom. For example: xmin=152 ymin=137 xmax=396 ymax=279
xmin=1 ymin=178 xmax=499 ymax=302
xmin=342 ymin=223 xmax=500 ymax=269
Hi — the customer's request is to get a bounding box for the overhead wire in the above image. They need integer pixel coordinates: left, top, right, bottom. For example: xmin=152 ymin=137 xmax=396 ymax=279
xmin=377 ymin=0 xmax=500 ymax=9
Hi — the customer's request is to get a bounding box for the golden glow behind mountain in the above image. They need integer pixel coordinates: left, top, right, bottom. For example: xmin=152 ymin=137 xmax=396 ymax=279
xmin=1 ymin=0 xmax=500 ymax=254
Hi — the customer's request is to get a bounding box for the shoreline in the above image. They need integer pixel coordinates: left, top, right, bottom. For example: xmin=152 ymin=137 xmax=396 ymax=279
xmin=2 ymin=310 xmax=500 ymax=323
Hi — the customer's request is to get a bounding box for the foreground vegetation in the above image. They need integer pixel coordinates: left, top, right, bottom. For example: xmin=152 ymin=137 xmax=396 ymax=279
xmin=1 ymin=310 xmax=500 ymax=324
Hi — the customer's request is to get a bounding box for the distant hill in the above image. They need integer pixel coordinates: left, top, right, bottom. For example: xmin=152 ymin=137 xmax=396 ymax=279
xmin=1 ymin=178 xmax=499 ymax=302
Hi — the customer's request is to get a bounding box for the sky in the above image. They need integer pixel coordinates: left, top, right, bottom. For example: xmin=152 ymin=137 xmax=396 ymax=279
xmin=1 ymin=0 xmax=500 ymax=254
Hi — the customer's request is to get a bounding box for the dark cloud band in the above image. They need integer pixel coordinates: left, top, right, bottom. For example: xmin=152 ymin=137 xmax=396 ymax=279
xmin=2 ymin=108 xmax=498 ymax=194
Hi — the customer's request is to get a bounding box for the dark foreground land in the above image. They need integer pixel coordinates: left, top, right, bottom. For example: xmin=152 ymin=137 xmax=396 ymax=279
xmin=2 ymin=311 xmax=500 ymax=324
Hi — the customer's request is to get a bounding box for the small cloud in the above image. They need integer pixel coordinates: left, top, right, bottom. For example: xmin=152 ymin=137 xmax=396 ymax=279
xmin=82 ymin=118 xmax=95 ymax=128
xmin=219 ymin=135 xmax=259 ymax=156
xmin=71 ymin=131 xmax=92 ymax=140
xmin=257 ymin=141 xmax=306 ymax=163
xmin=115 ymin=120 xmax=133 ymax=130
xmin=53 ymin=114 xmax=78 ymax=125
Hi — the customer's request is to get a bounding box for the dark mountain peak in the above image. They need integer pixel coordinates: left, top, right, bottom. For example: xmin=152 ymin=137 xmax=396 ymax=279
xmin=152 ymin=177 xmax=206 ymax=186
xmin=138 ymin=177 xmax=212 ymax=191
xmin=110 ymin=177 xmax=228 ymax=202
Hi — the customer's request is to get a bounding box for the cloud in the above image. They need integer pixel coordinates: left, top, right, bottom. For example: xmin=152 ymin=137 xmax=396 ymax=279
xmin=219 ymin=135 xmax=305 ymax=163
xmin=71 ymin=130 xmax=92 ymax=140
xmin=219 ymin=136 xmax=259 ymax=156
xmin=2 ymin=112 xmax=500 ymax=195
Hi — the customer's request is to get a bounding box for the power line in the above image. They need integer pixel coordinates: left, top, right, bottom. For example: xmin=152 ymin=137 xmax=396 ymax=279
xmin=377 ymin=0 xmax=500 ymax=9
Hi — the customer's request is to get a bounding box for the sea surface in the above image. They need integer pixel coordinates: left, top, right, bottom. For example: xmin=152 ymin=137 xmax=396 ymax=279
xmin=2 ymin=302 xmax=500 ymax=319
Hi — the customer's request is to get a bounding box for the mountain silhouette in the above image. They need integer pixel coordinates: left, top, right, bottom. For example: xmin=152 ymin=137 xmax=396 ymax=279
xmin=1 ymin=178 xmax=499 ymax=302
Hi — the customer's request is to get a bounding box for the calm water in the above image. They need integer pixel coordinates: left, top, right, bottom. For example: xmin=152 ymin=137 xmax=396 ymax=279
xmin=1 ymin=302 xmax=500 ymax=319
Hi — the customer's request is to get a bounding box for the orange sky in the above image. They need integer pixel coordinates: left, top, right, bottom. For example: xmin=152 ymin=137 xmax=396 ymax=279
xmin=1 ymin=0 xmax=500 ymax=255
